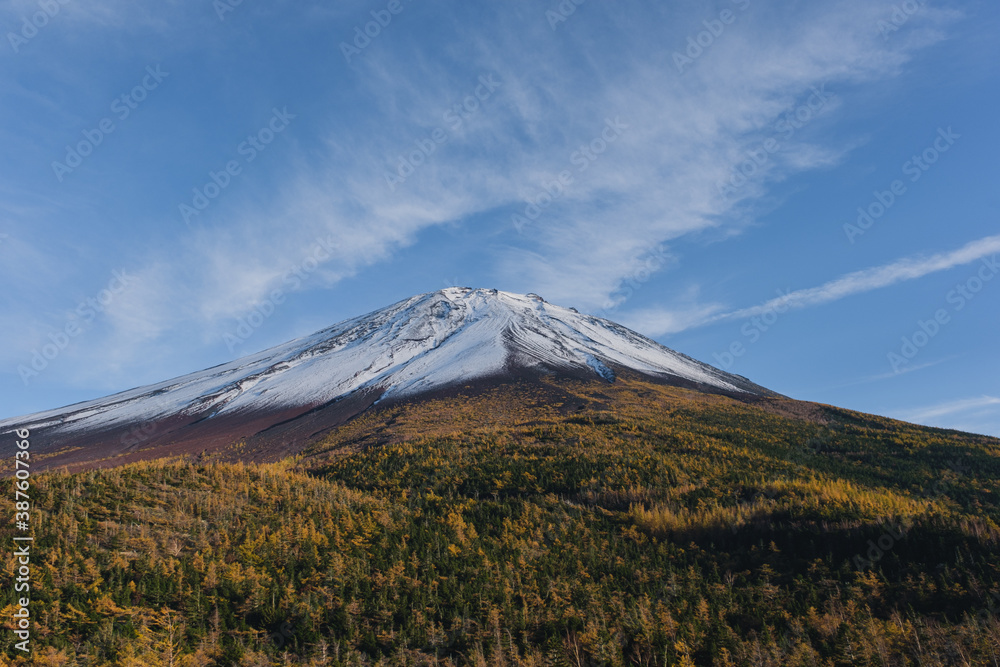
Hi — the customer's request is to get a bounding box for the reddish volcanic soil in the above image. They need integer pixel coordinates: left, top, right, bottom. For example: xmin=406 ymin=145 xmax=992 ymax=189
xmin=11 ymin=365 xmax=790 ymax=475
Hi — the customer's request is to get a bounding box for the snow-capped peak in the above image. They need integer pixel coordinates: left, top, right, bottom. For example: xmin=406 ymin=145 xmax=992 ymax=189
xmin=1 ymin=288 xmax=769 ymax=437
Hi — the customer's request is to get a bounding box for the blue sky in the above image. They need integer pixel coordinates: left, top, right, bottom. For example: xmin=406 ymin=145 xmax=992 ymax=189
xmin=1 ymin=0 xmax=998 ymax=436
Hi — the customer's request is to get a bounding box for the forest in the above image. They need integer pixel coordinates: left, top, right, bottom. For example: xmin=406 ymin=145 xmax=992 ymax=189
xmin=3 ymin=375 xmax=999 ymax=665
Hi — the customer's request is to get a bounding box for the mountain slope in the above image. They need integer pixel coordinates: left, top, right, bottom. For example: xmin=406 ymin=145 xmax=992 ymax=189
xmin=6 ymin=374 xmax=999 ymax=665
xmin=1 ymin=288 xmax=772 ymax=470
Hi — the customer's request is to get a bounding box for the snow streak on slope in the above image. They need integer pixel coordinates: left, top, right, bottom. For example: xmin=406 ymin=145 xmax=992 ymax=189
xmin=0 ymin=288 xmax=768 ymax=436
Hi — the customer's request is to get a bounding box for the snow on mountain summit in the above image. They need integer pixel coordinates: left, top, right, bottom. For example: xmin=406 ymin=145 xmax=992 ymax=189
xmin=2 ymin=288 xmax=769 ymax=436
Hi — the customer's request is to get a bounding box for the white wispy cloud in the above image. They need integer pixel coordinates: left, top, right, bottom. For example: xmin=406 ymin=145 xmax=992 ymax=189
xmin=478 ymin=0 xmax=960 ymax=307
xmin=713 ymin=234 xmax=1000 ymax=322
xmin=161 ymin=0 xmax=964 ymax=327
xmin=890 ymin=395 xmax=1000 ymax=437
xmin=899 ymin=396 xmax=1000 ymax=422
xmin=618 ymin=304 xmax=726 ymax=339
xmin=629 ymin=234 xmax=1000 ymax=337
xmin=1 ymin=0 xmax=965 ymax=382
xmin=0 ymin=0 xmax=179 ymax=34
xmin=827 ymin=358 xmax=955 ymax=389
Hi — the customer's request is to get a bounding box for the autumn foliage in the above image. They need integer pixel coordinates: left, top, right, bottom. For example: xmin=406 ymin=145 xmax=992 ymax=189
xmin=3 ymin=376 xmax=999 ymax=665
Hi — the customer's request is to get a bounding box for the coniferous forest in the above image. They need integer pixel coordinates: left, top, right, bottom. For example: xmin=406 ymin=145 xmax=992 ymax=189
xmin=4 ymin=376 xmax=1000 ymax=666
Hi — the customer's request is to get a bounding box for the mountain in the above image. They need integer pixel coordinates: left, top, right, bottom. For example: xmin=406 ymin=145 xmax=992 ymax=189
xmin=6 ymin=289 xmax=1000 ymax=665
xmin=1 ymin=287 xmax=772 ymax=471
xmin=10 ymin=364 xmax=1000 ymax=664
